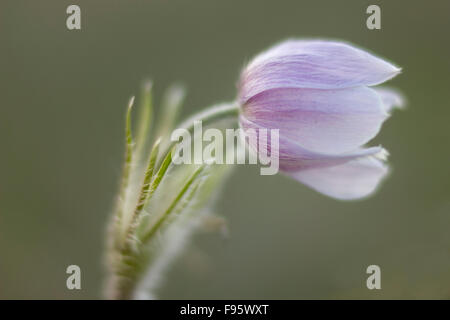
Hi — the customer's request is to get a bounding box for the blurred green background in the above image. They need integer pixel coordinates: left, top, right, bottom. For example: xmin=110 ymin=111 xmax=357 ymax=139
xmin=1 ymin=0 xmax=449 ymax=299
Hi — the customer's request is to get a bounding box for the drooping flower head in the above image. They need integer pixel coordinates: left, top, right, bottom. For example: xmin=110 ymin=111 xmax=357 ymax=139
xmin=238 ymin=40 xmax=404 ymax=200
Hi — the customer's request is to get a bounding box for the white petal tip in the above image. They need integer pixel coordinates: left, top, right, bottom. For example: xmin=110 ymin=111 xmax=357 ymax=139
xmin=374 ymin=148 xmax=389 ymax=161
xmin=287 ymin=156 xmax=390 ymax=201
xmin=374 ymin=87 xmax=406 ymax=114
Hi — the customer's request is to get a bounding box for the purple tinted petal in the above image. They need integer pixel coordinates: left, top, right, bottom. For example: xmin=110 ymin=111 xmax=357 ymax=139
xmin=286 ymin=156 xmax=389 ymax=200
xmin=239 ymin=115 xmax=386 ymax=171
xmin=239 ymin=40 xmax=401 ymax=103
xmin=242 ymin=86 xmax=388 ymax=154
xmin=374 ymin=87 xmax=405 ymax=114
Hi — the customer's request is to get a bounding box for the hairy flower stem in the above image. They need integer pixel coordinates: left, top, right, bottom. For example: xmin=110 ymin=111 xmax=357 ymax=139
xmin=156 ymin=102 xmax=240 ymax=170
xmin=106 ymin=101 xmax=239 ymax=300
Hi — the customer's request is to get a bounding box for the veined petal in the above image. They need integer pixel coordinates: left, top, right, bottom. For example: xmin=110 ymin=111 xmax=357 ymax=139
xmin=239 ymin=115 xmax=386 ymax=171
xmin=239 ymin=40 xmax=401 ymax=103
xmin=286 ymin=156 xmax=389 ymax=200
xmin=374 ymin=87 xmax=405 ymax=114
xmin=242 ymin=86 xmax=388 ymax=154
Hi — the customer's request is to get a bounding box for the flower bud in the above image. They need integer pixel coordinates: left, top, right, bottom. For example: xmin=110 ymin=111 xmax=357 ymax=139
xmin=239 ymin=40 xmax=403 ymax=200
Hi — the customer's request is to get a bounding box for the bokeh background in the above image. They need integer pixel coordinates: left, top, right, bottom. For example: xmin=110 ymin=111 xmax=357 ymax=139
xmin=1 ymin=0 xmax=449 ymax=299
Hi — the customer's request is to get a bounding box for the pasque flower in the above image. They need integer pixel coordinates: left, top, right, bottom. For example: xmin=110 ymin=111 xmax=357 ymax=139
xmin=239 ymin=40 xmax=404 ymax=200
xmin=106 ymin=40 xmax=405 ymax=299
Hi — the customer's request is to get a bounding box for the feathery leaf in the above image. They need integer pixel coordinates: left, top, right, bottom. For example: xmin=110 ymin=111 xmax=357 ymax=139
xmin=142 ymin=164 xmax=208 ymax=243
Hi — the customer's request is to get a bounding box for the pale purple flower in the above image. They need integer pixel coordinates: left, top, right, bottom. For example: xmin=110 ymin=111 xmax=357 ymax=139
xmin=239 ymin=40 xmax=404 ymax=200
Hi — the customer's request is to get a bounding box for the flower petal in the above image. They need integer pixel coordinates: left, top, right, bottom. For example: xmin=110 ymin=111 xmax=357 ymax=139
xmin=374 ymin=87 xmax=405 ymax=114
xmin=239 ymin=40 xmax=401 ymax=103
xmin=239 ymin=115 xmax=386 ymax=171
xmin=285 ymin=156 xmax=389 ymax=200
xmin=242 ymin=86 xmax=388 ymax=154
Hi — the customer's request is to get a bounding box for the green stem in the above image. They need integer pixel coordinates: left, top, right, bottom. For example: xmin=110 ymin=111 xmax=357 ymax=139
xmin=178 ymin=101 xmax=240 ymax=130
xmin=156 ymin=101 xmax=240 ymax=169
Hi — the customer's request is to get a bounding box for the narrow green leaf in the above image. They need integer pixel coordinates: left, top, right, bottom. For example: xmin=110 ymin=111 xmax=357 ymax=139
xmin=129 ymin=144 xmax=177 ymax=238
xmin=137 ymin=138 xmax=161 ymax=211
xmin=170 ymin=178 xmax=202 ymax=218
xmin=142 ymin=165 xmax=208 ymax=243
xmin=135 ymin=80 xmax=153 ymax=161
xmin=107 ymin=96 xmax=136 ymax=251
xmin=126 ymin=138 xmax=161 ymax=236
xmin=117 ymin=96 xmax=135 ymax=222
xmin=147 ymin=144 xmax=175 ymax=198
